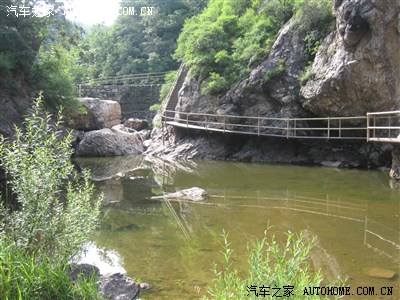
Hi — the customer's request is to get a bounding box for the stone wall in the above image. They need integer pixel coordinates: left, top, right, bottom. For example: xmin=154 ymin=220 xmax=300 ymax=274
xmin=78 ymin=84 xmax=162 ymax=120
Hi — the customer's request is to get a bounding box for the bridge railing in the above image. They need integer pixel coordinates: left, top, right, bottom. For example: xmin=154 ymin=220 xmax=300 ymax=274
xmin=80 ymin=72 xmax=168 ymax=85
xmin=163 ymin=109 xmax=367 ymax=140
xmin=367 ymin=111 xmax=400 ymax=142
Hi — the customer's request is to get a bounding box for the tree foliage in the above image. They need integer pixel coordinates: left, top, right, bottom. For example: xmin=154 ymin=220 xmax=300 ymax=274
xmin=82 ymin=0 xmax=207 ymax=79
xmin=0 ymin=96 xmax=102 ymax=263
xmin=0 ymin=0 xmax=84 ymax=109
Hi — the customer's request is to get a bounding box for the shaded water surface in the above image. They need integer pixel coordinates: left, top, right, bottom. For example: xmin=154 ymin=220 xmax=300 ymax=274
xmin=75 ymin=156 xmax=400 ymax=299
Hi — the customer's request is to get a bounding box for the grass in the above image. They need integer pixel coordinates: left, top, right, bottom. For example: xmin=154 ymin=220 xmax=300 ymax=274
xmin=202 ymin=228 xmax=345 ymax=300
xmin=0 ymin=240 xmax=100 ymax=300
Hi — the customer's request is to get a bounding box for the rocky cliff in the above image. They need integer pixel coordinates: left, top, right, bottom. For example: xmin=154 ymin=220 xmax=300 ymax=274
xmin=147 ymin=0 xmax=400 ymax=169
xmin=301 ymin=0 xmax=400 ymax=116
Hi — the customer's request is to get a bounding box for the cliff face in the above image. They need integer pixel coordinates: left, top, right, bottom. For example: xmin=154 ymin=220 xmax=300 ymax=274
xmin=301 ymin=0 xmax=400 ymax=116
xmin=148 ymin=0 xmax=399 ymax=168
xmin=0 ymin=84 xmax=32 ymax=137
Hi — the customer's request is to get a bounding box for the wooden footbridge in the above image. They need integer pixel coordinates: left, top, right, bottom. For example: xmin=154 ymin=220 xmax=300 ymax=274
xmin=162 ymin=64 xmax=400 ymax=143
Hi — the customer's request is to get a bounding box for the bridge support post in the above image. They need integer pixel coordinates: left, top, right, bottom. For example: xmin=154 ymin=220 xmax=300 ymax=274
xmin=327 ymin=117 xmax=330 ymax=139
xmin=286 ymin=119 xmax=289 ymax=139
xmin=223 ymin=116 xmax=226 ymax=133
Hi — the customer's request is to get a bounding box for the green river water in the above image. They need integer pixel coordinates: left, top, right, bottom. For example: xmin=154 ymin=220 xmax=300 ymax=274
xmin=76 ymin=156 xmax=400 ymax=299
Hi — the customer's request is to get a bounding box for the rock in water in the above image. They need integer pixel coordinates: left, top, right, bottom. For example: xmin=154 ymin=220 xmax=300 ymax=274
xmin=98 ymin=273 xmax=139 ymax=300
xmin=151 ymin=187 xmax=207 ymax=201
xmin=362 ymin=267 xmax=397 ymax=279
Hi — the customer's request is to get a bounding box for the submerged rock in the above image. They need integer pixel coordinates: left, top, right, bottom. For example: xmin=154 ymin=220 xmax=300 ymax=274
xmin=362 ymin=267 xmax=397 ymax=279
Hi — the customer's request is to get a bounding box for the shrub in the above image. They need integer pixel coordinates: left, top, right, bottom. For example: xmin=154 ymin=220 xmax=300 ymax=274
xmin=263 ymin=59 xmax=286 ymax=84
xmin=201 ymin=72 xmax=228 ymax=95
xmin=0 ymin=95 xmax=102 ymax=299
xmin=203 ymin=229 xmax=345 ymax=300
xmin=298 ymin=65 xmax=315 ymax=85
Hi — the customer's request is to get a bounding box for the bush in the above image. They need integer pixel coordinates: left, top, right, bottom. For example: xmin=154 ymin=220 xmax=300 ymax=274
xmin=203 ymin=229 xmax=345 ymax=300
xmin=201 ymin=72 xmax=228 ymax=95
xmin=263 ymin=59 xmax=286 ymax=84
xmin=0 ymin=95 xmax=102 ymax=299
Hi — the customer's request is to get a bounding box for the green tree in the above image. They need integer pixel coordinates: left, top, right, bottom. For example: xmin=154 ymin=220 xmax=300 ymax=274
xmin=0 ymin=96 xmax=102 ymax=262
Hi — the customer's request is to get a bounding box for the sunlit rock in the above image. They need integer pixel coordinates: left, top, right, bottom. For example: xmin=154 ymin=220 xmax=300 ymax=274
xmin=301 ymin=0 xmax=400 ymax=116
xmin=67 ymin=98 xmax=121 ymax=131
xmin=76 ymin=127 xmax=144 ymax=157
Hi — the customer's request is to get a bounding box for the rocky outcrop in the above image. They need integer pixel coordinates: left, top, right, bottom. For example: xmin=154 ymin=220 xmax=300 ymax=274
xmin=76 ymin=125 xmax=144 ymax=157
xmin=301 ymin=0 xmax=400 ymax=116
xmin=175 ymin=17 xmax=312 ymax=124
xmin=0 ymin=87 xmax=31 ymax=137
xmin=67 ymin=98 xmax=121 ymax=131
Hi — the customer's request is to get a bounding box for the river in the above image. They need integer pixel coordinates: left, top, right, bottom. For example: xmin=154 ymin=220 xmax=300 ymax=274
xmin=75 ymin=156 xmax=400 ymax=299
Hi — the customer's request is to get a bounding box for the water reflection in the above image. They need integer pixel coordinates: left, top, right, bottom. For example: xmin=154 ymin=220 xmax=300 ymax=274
xmin=75 ymin=156 xmax=400 ymax=299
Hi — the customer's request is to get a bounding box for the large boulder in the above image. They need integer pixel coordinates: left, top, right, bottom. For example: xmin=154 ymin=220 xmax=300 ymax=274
xmin=300 ymin=0 xmax=400 ymax=116
xmin=67 ymin=98 xmax=121 ymax=131
xmin=75 ymin=126 xmax=144 ymax=157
